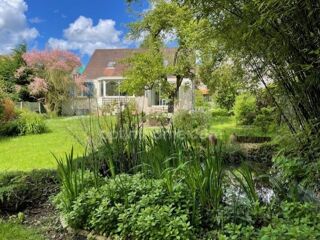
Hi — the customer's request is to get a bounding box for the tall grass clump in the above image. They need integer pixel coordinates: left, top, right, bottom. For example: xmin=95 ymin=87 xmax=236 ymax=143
xmin=182 ymin=145 xmax=225 ymax=214
xmin=96 ymin=107 xmax=145 ymax=176
xmin=54 ymin=148 xmax=88 ymax=211
xmin=231 ymin=164 xmax=259 ymax=203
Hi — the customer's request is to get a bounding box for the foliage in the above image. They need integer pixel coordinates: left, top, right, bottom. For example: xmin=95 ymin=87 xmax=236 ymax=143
xmin=233 ymin=93 xmax=256 ymax=125
xmin=210 ymin=107 xmax=230 ymax=118
xmin=257 ymin=201 xmax=320 ymax=239
xmin=215 ymin=201 xmax=320 ymax=239
xmin=124 ymin=0 xmax=213 ymax=112
xmin=0 ymin=99 xmax=19 ymax=136
xmin=96 ymin=109 xmax=145 ymax=176
xmin=0 ymin=170 xmax=58 ymax=213
xmin=17 ymin=110 xmax=47 ymax=135
xmin=221 ymin=143 xmax=246 ymax=165
xmin=173 ymin=110 xmax=209 ymax=133
xmin=57 ymin=174 xmax=194 ymax=239
xmin=272 ymin=156 xmax=320 ymax=195
xmin=0 ymin=104 xmax=47 ymax=136
xmin=146 ymin=112 xmax=168 ymax=126
xmin=23 ymin=50 xmax=82 ymax=114
xmin=122 ymin=47 xmax=168 ymax=95
xmin=182 ymin=146 xmax=226 ymax=213
xmin=202 ymin=62 xmax=246 ymax=111
xmin=180 ymin=0 xmax=320 ymax=137
xmin=246 ymin=143 xmax=277 ymax=165
xmin=254 ymin=107 xmax=276 ymax=133
xmin=54 ymin=148 xmax=97 ymax=211
xmin=0 ymin=98 xmax=17 ymax=123
xmin=0 ymin=44 xmax=34 ymax=101
xmin=231 ymin=164 xmax=259 ymax=203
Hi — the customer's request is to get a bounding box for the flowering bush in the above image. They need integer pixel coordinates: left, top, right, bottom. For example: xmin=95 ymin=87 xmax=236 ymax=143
xmin=28 ymin=77 xmax=48 ymax=96
xmin=23 ymin=50 xmax=81 ymax=72
xmin=23 ymin=50 xmax=84 ymax=114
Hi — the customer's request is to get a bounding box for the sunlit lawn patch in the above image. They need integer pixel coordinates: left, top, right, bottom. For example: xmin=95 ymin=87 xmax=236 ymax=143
xmin=0 ymin=116 xmax=113 ymax=172
xmin=0 ymin=221 xmax=44 ymax=240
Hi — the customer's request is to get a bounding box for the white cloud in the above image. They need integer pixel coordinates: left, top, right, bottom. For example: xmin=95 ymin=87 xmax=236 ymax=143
xmin=29 ymin=17 xmax=44 ymax=24
xmin=0 ymin=0 xmax=38 ymax=54
xmin=48 ymin=16 xmax=125 ymax=56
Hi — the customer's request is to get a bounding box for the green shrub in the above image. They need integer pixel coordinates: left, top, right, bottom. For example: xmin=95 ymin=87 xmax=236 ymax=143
xmin=173 ymin=110 xmax=209 ymax=133
xmin=57 ymin=174 xmax=194 ymax=239
xmin=17 ymin=110 xmax=47 ymax=135
xmin=216 ymin=201 xmax=320 ymax=240
xmin=147 ymin=112 xmax=169 ymax=126
xmin=258 ymin=201 xmax=320 ymax=239
xmin=233 ymin=93 xmax=256 ymax=125
xmin=272 ymin=155 xmax=320 ymax=196
xmin=0 ymin=170 xmax=58 ymax=213
xmin=221 ymin=144 xmax=246 ymax=165
xmin=246 ymin=143 xmax=277 ymax=165
xmin=210 ymin=107 xmax=230 ymax=118
xmin=0 ymin=119 xmax=20 ymax=136
xmin=215 ymin=87 xmax=237 ymax=111
xmin=254 ymin=107 xmax=276 ymax=132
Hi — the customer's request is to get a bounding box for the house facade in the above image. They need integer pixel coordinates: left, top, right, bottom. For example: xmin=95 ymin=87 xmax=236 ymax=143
xmin=62 ymin=48 xmax=194 ymax=115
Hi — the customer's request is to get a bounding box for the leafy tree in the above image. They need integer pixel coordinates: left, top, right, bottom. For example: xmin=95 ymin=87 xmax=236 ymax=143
xmin=233 ymin=93 xmax=256 ymax=125
xmin=23 ymin=50 xmax=83 ymax=114
xmin=124 ymin=0 xmax=214 ymax=112
xmin=0 ymin=44 xmax=36 ymax=102
xmin=177 ymin=0 xmax=320 ymax=135
xmin=200 ymin=61 xmax=246 ymax=110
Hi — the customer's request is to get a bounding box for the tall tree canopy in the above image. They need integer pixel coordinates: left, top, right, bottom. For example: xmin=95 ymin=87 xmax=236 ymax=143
xmin=176 ymin=0 xmax=320 ymax=134
xmin=124 ymin=0 xmax=212 ymax=112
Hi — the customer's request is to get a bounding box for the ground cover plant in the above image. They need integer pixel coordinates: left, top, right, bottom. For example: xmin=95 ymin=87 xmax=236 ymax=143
xmin=0 ymin=170 xmax=58 ymax=213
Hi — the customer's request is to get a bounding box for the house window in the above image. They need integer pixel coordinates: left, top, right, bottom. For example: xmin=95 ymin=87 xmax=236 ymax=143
xmin=105 ymin=81 xmax=118 ymax=96
xmin=77 ymin=82 xmax=94 ymax=97
xmin=107 ymin=61 xmax=116 ymax=68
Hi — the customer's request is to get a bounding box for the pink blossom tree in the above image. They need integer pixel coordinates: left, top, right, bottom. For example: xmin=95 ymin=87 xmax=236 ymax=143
xmin=23 ymin=50 xmax=84 ymax=114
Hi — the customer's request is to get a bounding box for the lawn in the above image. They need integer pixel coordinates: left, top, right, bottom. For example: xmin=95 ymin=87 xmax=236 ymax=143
xmin=209 ymin=116 xmax=267 ymax=141
xmin=0 ymin=222 xmax=44 ymax=240
xmin=0 ymin=114 xmax=267 ymax=172
xmin=0 ymin=117 xmax=93 ymax=172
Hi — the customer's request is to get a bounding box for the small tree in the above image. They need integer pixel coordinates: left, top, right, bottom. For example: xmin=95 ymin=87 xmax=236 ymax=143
xmin=233 ymin=93 xmax=256 ymax=125
xmin=23 ymin=50 xmax=83 ymax=114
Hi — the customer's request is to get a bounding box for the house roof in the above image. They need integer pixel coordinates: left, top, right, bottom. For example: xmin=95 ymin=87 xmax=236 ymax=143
xmin=83 ymin=48 xmax=177 ymax=79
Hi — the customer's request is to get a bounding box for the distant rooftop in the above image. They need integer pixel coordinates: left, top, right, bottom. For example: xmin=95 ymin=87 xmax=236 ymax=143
xmin=83 ymin=48 xmax=177 ymax=79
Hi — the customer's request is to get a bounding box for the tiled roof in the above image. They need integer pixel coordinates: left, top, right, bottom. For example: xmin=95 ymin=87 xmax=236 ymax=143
xmin=83 ymin=48 xmax=177 ymax=79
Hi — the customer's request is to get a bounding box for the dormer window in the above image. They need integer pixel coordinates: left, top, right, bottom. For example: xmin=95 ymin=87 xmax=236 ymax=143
xmin=107 ymin=61 xmax=116 ymax=68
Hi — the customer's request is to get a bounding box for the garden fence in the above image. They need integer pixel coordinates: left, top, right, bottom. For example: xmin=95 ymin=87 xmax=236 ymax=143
xmin=16 ymin=102 xmax=46 ymax=114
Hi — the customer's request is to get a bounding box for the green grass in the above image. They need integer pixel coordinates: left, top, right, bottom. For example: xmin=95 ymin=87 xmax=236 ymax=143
xmin=0 ymin=116 xmax=106 ymax=172
xmin=209 ymin=116 xmax=267 ymax=141
xmin=0 ymin=114 xmax=266 ymax=172
xmin=0 ymin=222 xmax=44 ymax=240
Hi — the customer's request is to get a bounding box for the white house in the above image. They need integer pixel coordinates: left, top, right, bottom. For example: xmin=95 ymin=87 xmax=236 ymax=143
xmin=62 ymin=48 xmax=194 ymax=115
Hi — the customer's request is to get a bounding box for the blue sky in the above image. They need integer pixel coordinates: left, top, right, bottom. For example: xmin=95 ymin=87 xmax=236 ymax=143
xmin=0 ymin=0 xmax=149 ymax=64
